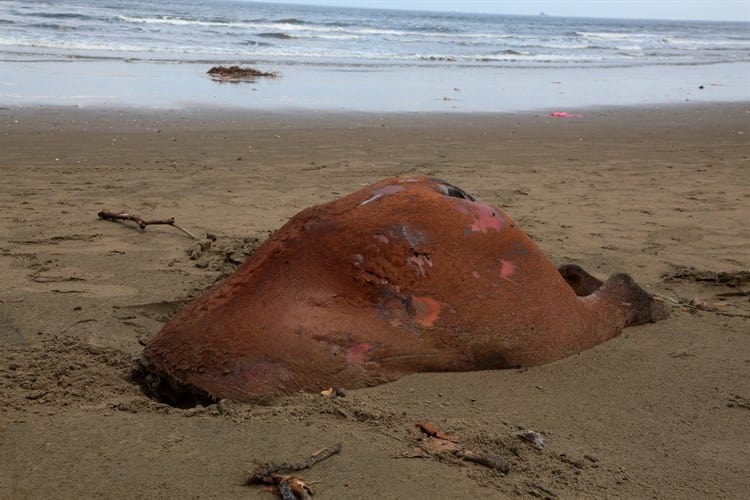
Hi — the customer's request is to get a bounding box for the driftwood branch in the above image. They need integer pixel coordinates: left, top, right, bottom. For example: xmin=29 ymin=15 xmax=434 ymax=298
xmin=248 ymin=443 xmax=342 ymax=481
xmin=97 ymin=210 xmax=197 ymax=240
xmin=246 ymin=443 xmax=342 ymax=499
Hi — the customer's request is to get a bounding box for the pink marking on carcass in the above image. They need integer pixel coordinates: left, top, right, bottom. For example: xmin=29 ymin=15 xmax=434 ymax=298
xmin=453 ymin=200 xmax=504 ymax=233
xmin=411 ymin=296 xmax=442 ymax=327
xmin=471 ymin=203 xmax=504 ymax=233
xmin=472 ymin=271 xmax=480 ymax=279
xmin=346 ymin=343 xmax=373 ymax=364
xmin=499 ymin=259 xmax=518 ymax=285
xmin=374 ymin=233 xmax=390 ymax=245
xmin=500 ymin=260 xmax=515 ymax=278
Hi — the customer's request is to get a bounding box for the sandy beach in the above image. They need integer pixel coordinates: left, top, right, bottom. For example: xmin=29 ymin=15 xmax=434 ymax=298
xmin=1 ymin=103 xmax=749 ymax=498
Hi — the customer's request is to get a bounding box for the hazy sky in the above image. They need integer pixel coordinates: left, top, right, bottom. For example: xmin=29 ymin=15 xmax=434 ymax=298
xmin=262 ymin=1 xmax=750 ymax=22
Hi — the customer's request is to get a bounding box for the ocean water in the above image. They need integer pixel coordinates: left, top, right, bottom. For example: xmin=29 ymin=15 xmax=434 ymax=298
xmin=2 ymin=0 xmax=749 ymax=68
xmin=1 ymin=0 xmax=749 ymax=111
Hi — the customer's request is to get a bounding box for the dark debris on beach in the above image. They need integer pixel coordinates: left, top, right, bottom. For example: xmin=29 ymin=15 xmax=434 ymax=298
xmin=207 ymin=65 xmax=279 ymax=82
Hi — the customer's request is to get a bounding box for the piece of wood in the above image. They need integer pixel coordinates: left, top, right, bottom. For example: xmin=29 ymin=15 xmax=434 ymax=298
xmin=97 ymin=210 xmax=198 ymax=240
xmin=246 ymin=443 xmax=341 ymax=498
xmin=247 ymin=443 xmax=342 ymax=482
xmin=454 ymin=449 xmax=510 ymax=474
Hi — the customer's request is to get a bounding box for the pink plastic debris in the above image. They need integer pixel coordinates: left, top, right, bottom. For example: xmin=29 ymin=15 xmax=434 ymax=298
xmin=550 ymin=111 xmax=583 ymax=118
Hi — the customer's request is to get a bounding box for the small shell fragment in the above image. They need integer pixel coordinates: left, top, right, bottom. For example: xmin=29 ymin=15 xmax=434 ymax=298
xmin=516 ymin=429 xmax=545 ymax=449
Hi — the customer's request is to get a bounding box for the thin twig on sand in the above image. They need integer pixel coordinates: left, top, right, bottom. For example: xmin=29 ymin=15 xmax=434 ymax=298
xmin=97 ymin=210 xmax=198 ymax=240
xmin=246 ymin=443 xmax=342 ymax=499
xmin=654 ymin=292 xmax=750 ymax=318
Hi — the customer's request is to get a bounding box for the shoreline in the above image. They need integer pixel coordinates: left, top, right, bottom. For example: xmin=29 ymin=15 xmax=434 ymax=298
xmin=3 ymin=98 xmax=748 ymax=126
xmin=1 ymin=59 xmax=748 ymax=112
xmin=1 ymin=103 xmax=749 ymax=498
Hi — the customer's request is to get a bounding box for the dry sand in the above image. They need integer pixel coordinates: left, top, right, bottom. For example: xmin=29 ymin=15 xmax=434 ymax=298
xmin=1 ymin=104 xmax=749 ymax=499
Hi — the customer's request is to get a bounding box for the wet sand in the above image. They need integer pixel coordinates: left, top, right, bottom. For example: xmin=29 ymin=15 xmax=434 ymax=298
xmin=2 ymin=59 xmax=749 ymax=111
xmin=1 ymin=104 xmax=749 ymax=498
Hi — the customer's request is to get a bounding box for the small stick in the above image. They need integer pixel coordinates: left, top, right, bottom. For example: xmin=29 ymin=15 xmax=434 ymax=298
xmin=247 ymin=443 xmax=342 ymax=482
xmin=653 ymin=293 xmax=750 ymax=318
xmin=416 ymin=422 xmax=458 ymax=443
xmin=59 ymin=318 xmax=97 ymax=334
xmin=417 ymin=421 xmax=458 ymax=442
xmin=97 ymin=210 xmax=198 ymax=240
xmin=527 ymin=480 xmax=557 ymax=497
xmin=0 ymin=298 xmax=23 ymax=304
xmin=454 ymin=449 xmax=510 ymax=474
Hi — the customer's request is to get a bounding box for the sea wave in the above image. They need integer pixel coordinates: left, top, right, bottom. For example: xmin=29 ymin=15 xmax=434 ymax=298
xmin=28 ymin=22 xmax=81 ymax=31
xmin=116 ymin=14 xmax=365 ymax=37
xmin=117 ymin=15 xmax=236 ymax=27
xmin=257 ymin=32 xmax=294 ymax=40
xmin=0 ymin=37 xmax=644 ymax=66
xmin=578 ymin=31 xmax=647 ymax=40
xmin=274 ymin=18 xmax=306 ymax=24
xmin=113 ymin=14 xmax=535 ymax=42
xmin=27 ymin=12 xmax=99 ymax=22
xmin=664 ymin=37 xmax=750 ymax=47
xmin=0 ymin=37 xmax=146 ymax=54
